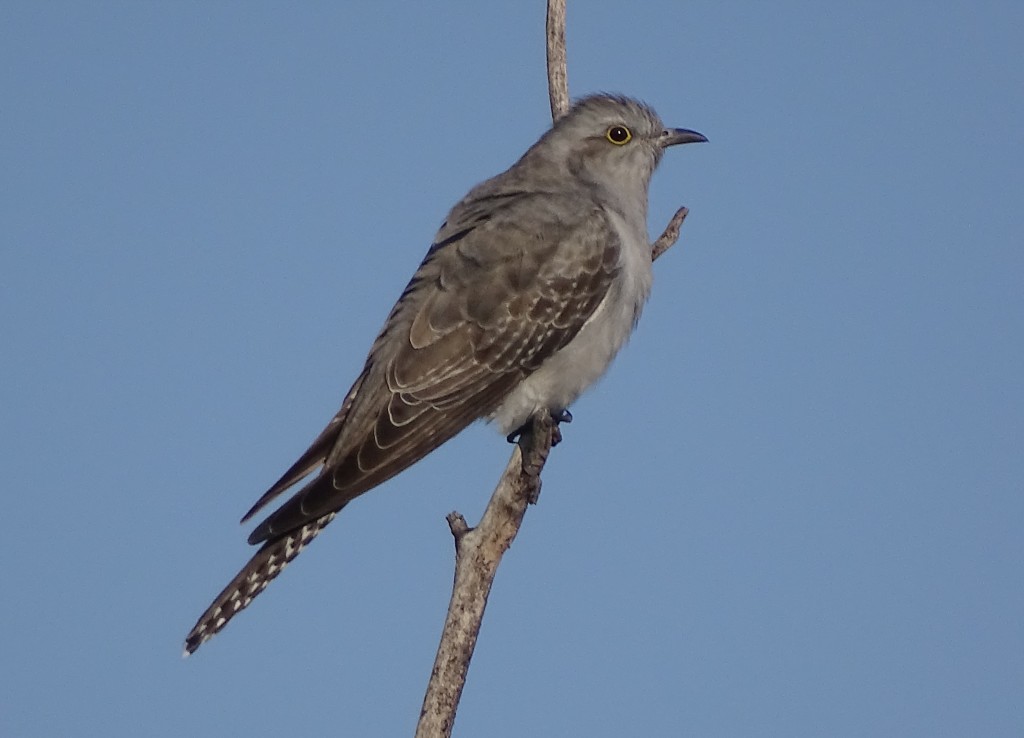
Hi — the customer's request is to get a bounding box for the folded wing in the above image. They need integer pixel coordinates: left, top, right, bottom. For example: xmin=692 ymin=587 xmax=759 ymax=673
xmin=247 ymin=194 xmax=620 ymax=545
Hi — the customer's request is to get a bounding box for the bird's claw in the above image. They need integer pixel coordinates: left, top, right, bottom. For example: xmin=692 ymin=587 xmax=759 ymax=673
xmin=549 ymin=408 xmax=571 ymax=447
xmin=551 ymin=409 xmax=572 ymax=425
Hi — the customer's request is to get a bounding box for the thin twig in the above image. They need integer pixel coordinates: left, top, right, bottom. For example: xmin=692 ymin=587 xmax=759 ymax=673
xmin=651 ymin=206 xmax=690 ymax=261
xmin=546 ymin=0 xmax=569 ymax=120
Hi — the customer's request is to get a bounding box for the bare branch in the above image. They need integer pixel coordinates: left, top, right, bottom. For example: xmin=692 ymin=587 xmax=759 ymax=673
xmin=416 ymin=0 xmax=691 ymax=733
xmin=415 ymin=415 xmax=555 ymax=738
xmin=546 ymin=0 xmax=569 ymax=121
xmin=416 ymin=4 xmax=569 ymax=734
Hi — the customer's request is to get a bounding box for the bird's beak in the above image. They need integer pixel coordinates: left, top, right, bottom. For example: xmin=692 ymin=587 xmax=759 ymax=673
xmin=660 ymin=128 xmax=708 ymax=147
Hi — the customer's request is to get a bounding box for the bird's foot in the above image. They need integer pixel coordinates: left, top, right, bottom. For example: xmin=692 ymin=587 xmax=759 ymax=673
xmin=504 ymin=409 xmax=572 ymax=504
xmin=506 ymin=408 xmax=573 ymax=445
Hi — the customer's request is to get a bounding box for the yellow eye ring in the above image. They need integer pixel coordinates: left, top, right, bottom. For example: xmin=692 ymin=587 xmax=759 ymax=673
xmin=605 ymin=125 xmax=632 ymax=145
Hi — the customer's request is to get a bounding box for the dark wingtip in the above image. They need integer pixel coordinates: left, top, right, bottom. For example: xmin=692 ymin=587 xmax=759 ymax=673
xmin=239 ymin=494 xmax=270 ymax=525
xmin=239 ymin=472 xmax=298 ymax=526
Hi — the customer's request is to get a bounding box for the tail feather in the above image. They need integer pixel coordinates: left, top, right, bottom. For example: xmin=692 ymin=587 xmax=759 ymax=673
xmin=183 ymin=512 xmax=337 ymax=656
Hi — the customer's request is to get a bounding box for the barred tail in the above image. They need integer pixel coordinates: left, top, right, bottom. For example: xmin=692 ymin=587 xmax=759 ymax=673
xmin=183 ymin=512 xmax=337 ymax=656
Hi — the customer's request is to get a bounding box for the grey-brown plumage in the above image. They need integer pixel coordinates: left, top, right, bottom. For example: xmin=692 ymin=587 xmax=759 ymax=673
xmin=184 ymin=94 xmax=705 ymax=655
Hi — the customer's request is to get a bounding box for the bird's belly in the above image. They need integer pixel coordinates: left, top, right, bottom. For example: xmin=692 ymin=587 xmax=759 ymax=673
xmin=490 ymin=232 xmax=652 ymax=435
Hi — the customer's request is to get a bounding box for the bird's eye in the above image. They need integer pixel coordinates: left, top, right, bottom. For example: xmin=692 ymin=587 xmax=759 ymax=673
xmin=606 ymin=125 xmax=632 ymax=145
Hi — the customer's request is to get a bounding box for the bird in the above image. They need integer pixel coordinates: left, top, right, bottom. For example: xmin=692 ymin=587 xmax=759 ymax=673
xmin=183 ymin=94 xmax=706 ymax=655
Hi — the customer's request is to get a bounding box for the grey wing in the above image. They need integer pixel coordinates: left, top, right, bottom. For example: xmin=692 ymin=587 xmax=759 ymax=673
xmin=246 ymin=195 xmax=621 ymax=545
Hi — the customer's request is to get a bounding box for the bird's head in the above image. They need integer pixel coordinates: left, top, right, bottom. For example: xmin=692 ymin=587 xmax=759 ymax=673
xmin=535 ymin=94 xmax=706 ymax=196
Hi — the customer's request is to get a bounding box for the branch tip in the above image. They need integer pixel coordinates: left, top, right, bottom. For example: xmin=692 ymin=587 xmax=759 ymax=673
xmin=446 ymin=512 xmax=470 ymax=540
xmin=652 ymin=206 xmax=690 ymax=262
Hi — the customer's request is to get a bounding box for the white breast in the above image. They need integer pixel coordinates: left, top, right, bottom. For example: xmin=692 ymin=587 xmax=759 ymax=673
xmin=491 ymin=207 xmax=653 ymax=435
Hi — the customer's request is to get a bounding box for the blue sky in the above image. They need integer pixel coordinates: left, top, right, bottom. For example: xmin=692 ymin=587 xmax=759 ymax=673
xmin=2 ymin=2 xmax=1022 ymax=736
